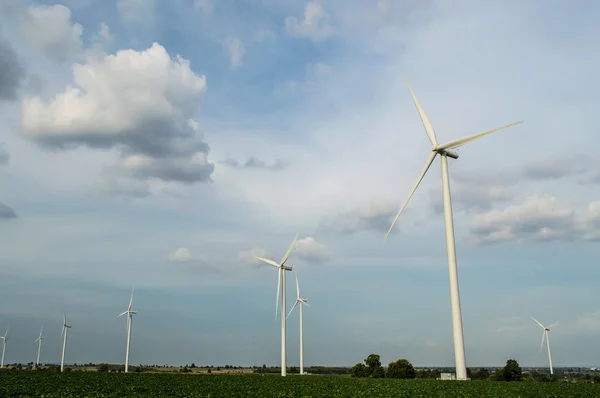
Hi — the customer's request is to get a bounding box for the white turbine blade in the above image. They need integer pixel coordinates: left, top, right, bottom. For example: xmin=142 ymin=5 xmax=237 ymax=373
xmin=436 ymin=121 xmax=523 ymax=151
xmin=128 ymin=286 xmax=135 ymax=310
xmin=254 ymin=256 xmax=281 ymax=269
xmin=383 ymin=151 xmax=437 ymax=243
xmin=295 ymin=272 xmax=300 ymax=300
xmin=547 ymin=322 xmax=559 ymax=329
xmin=531 ymin=316 xmax=545 ymax=329
xmin=275 ymin=268 xmax=281 ymax=319
xmin=540 ymin=331 xmax=546 ymax=352
xmin=302 ymin=300 xmax=310 ymax=308
xmin=405 ymin=77 xmax=437 ymax=146
xmin=60 ymin=326 xmax=65 ymax=340
xmin=118 ymin=311 xmax=128 ymax=318
xmin=287 ymin=300 xmax=299 ymax=319
xmin=280 ymin=233 xmax=299 ymax=266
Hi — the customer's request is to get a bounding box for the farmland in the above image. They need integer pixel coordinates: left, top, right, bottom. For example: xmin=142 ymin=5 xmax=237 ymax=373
xmin=1 ymin=372 xmax=599 ymax=397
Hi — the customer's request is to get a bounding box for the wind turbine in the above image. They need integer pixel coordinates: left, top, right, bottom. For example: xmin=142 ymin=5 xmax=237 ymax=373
xmin=60 ymin=314 xmax=72 ymax=372
xmin=0 ymin=327 xmax=9 ymax=368
xmin=118 ymin=286 xmax=137 ymax=373
xmin=34 ymin=327 xmax=43 ymax=367
xmin=383 ymin=78 xmax=523 ymax=380
xmin=254 ymin=233 xmax=298 ymax=377
xmin=531 ymin=316 xmax=558 ymax=375
xmin=287 ymin=271 xmax=310 ymax=375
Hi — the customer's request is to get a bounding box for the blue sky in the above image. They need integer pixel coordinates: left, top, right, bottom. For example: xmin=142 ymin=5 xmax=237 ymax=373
xmin=0 ymin=0 xmax=599 ymax=369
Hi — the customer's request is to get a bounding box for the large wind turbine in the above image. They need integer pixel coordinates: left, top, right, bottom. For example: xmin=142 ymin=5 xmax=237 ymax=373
xmin=0 ymin=327 xmax=9 ymax=368
xmin=254 ymin=234 xmax=298 ymax=377
xmin=118 ymin=286 xmax=137 ymax=373
xmin=531 ymin=317 xmax=558 ymax=375
xmin=287 ymin=272 xmax=310 ymax=375
xmin=383 ymin=78 xmax=523 ymax=380
xmin=60 ymin=315 xmax=72 ymax=372
xmin=34 ymin=327 xmax=43 ymax=367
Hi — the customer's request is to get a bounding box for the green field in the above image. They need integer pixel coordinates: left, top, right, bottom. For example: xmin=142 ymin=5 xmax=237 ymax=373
xmin=1 ymin=373 xmax=599 ymax=397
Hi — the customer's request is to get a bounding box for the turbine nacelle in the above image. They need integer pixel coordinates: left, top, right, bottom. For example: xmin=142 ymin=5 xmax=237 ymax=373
xmin=435 ymin=148 xmax=459 ymax=159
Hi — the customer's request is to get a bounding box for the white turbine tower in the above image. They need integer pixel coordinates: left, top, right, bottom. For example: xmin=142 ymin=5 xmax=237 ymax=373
xmin=0 ymin=327 xmax=9 ymax=368
xmin=531 ymin=316 xmax=558 ymax=375
xmin=60 ymin=314 xmax=72 ymax=372
xmin=383 ymin=78 xmax=523 ymax=380
xmin=254 ymin=234 xmax=298 ymax=377
xmin=287 ymin=272 xmax=310 ymax=375
xmin=34 ymin=327 xmax=43 ymax=367
xmin=118 ymin=286 xmax=137 ymax=373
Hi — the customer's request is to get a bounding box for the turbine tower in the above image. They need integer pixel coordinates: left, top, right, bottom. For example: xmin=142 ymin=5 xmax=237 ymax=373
xmin=34 ymin=327 xmax=43 ymax=367
xmin=254 ymin=234 xmax=298 ymax=377
xmin=287 ymin=271 xmax=310 ymax=375
xmin=383 ymin=78 xmax=523 ymax=380
xmin=0 ymin=327 xmax=9 ymax=369
xmin=118 ymin=286 xmax=137 ymax=373
xmin=531 ymin=316 xmax=558 ymax=375
xmin=60 ymin=314 xmax=72 ymax=372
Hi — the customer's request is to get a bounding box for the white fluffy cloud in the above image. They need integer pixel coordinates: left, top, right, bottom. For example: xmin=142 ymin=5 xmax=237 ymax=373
xmin=221 ymin=37 xmax=245 ymax=69
xmin=19 ymin=4 xmax=83 ymax=62
xmin=285 ymin=2 xmax=333 ymax=41
xmin=293 ymin=236 xmax=330 ymax=263
xmin=471 ymin=195 xmax=600 ymax=244
xmin=20 ymin=42 xmax=214 ymax=192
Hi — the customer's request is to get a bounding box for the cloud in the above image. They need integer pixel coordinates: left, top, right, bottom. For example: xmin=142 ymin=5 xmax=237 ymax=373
xmin=0 ymin=202 xmax=17 ymax=219
xmin=91 ymin=178 xmax=151 ymax=198
xmin=220 ymin=157 xmax=288 ymax=171
xmin=221 ymin=37 xmax=245 ymax=69
xmin=117 ymin=0 xmax=154 ymax=23
xmin=319 ymin=198 xmax=397 ymax=235
xmin=194 ymin=0 xmax=213 ymax=15
xmin=574 ymin=312 xmax=600 ymax=332
xmin=167 ymin=247 xmax=215 ymax=269
xmin=522 ymin=155 xmax=587 ymax=180
xmin=19 ymin=4 xmax=83 ymax=63
xmin=0 ymin=37 xmax=26 ymax=101
xmin=0 ymin=143 xmax=9 ymax=165
xmin=236 ymin=247 xmax=269 ymax=267
xmin=293 ymin=236 xmax=330 ymax=263
xmin=21 ymin=42 xmax=214 ymax=189
xmin=430 ymin=177 xmax=514 ymax=213
xmin=284 ymin=2 xmax=333 ymax=41
xmin=470 ymin=195 xmax=600 ymax=244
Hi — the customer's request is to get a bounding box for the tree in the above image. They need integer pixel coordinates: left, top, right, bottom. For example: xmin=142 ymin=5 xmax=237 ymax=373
xmin=97 ymin=364 xmax=109 ymax=373
xmin=386 ymin=359 xmax=416 ymax=379
xmin=501 ymin=359 xmax=522 ymax=381
xmin=190 ymin=363 xmax=196 ymax=368
xmin=364 ymin=354 xmax=385 ymax=378
xmin=473 ymin=368 xmax=490 ymax=380
xmin=351 ymin=363 xmax=367 ymax=378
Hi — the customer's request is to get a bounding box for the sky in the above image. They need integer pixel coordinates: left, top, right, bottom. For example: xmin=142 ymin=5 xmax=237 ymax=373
xmin=0 ymin=0 xmax=599 ymax=369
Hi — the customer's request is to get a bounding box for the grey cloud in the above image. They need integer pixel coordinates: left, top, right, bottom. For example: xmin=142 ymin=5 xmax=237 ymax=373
xmin=319 ymin=199 xmax=397 ymax=235
xmin=293 ymin=237 xmax=330 ymax=264
xmin=522 ymin=156 xmax=588 ymax=180
xmin=470 ymin=195 xmax=600 ymax=244
xmin=220 ymin=157 xmax=288 ymax=171
xmin=431 ymin=183 xmax=513 ymax=214
xmin=92 ymin=178 xmax=151 ymax=198
xmin=116 ymin=155 xmax=214 ymax=184
xmin=0 ymin=202 xmax=17 ymax=219
xmin=0 ymin=37 xmax=26 ymax=101
xmin=0 ymin=143 xmax=9 ymax=165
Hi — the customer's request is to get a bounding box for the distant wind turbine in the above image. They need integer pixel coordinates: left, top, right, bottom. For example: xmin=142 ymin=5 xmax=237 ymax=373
xmin=287 ymin=271 xmax=310 ymax=375
xmin=383 ymin=77 xmax=523 ymax=380
xmin=118 ymin=286 xmax=137 ymax=373
xmin=0 ymin=327 xmax=9 ymax=368
xmin=254 ymin=234 xmax=298 ymax=377
xmin=60 ymin=314 xmax=72 ymax=372
xmin=531 ymin=316 xmax=558 ymax=375
xmin=34 ymin=327 xmax=43 ymax=367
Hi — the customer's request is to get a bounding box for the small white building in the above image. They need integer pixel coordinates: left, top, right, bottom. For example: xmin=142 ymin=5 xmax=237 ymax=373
xmin=438 ymin=373 xmax=456 ymax=380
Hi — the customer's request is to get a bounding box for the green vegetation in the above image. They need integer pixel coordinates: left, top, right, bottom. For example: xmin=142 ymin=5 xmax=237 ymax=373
xmin=1 ymin=372 xmax=599 ymax=397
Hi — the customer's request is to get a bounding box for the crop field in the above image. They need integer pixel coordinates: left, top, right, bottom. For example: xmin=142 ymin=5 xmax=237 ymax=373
xmin=1 ymin=373 xmax=599 ymax=397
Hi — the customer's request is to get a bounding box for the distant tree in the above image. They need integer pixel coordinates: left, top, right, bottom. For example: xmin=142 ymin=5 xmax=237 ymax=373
xmin=473 ymin=368 xmax=490 ymax=380
xmin=207 ymin=368 xmax=211 ymax=374
xmin=216 ymin=367 xmax=221 ymax=371
xmin=97 ymin=364 xmax=109 ymax=373
xmin=351 ymin=363 xmax=368 ymax=378
xmin=386 ymin=359 xmax=416 ymax=379
xmin=501 ymin=359 xmax=522 ymax=381
xmin=289 ymin=366 xmax=299 ymax=374
xmin=364 ymin=354 xmax=385 ymax=378
xmin=190 ymin=363 xmax=196 ymax=368
xmin=593 ymin=375 xmax=600 ymax=384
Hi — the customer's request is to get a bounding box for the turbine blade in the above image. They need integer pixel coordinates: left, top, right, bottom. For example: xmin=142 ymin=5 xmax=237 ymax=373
xmin=128 ymin=286 xmax=135 ymax=310
xmin=540 ymin=330 xmax=546 ymax=352
xmin=295 ymin=272 xmax=300 ymax=300
xmin=275 ymin=268 xmax=281 ymax=319
xmin=60 ymin=326 xmax=64 ymax=340
xmin=531 ymin=316 xmax=545 ymax=329
xmin=254 ymin=256 xmax=281 ymax=269
xmin=405 ymin=77 xmax=437 ymax=146
xmin=118 ymin=311 xmax=128 ymax=318
xmin=280 ymin=233 xmax=299 ymax=266
xmin=547 ymin=322 xmax=559 ymax=329
xmin=303 ymin=301 xmax=311 ymax=308
xmin=383 ymin=151 xmax=437 ymax=243
xmin=436 ymin=121 xmax=523 ymax=151
xmin=287 ymin=300 xmax=299 ymax=319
